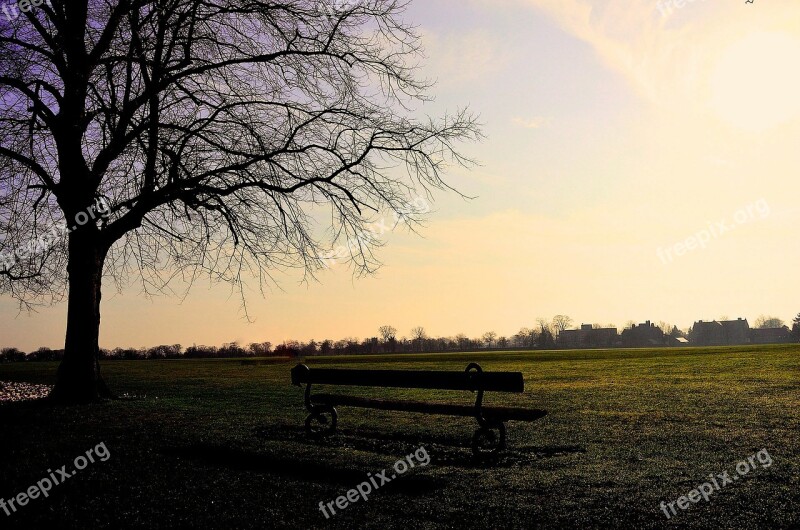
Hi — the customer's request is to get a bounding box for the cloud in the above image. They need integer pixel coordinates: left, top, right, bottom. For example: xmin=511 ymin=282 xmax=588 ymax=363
xmin=520 ymin=0 xmax=685 ymax=105
xmin=518 ymin=0 xmax=800 ymax=121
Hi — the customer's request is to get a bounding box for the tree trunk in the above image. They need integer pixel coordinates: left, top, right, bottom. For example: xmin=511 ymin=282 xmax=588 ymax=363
xmin=49 ymin=231 xmax=112 ymax=403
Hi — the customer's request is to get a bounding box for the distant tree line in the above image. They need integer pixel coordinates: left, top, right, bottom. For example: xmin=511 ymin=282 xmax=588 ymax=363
xmin=3 ymin=313 xmax=799 ymax=362
xmin=0 ymin=342 xmax=275 ymax=362
xmin=0 ymin=316 xmax=564 ymax=361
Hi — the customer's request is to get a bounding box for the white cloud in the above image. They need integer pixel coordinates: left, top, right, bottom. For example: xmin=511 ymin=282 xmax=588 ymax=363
xmin=520 ymin=0 xmax=800 ymax=128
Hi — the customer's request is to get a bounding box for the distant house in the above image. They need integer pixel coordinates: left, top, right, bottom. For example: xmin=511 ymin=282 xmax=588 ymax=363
xmin=558 ymin=324 xmax=618 ymax=349
xmin=620 ymin=321 xmax=665 ymax=348
xmin=722 ymin=319 xmax=751 ymax=344
xmin=689 ymin=318 xmax=750 ymax=346
xmin=690 ymin=321 xmax=725 ymax=345
xmin=750 ymin=326 xmax=793 ymax=344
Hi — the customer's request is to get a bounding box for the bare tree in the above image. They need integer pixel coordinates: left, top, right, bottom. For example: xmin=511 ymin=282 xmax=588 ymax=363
xmin=248 ymin=342 xmax=273 ymax=356
xmin=410 ymin=326 xmax=426 ymax=352
xmin=551 ymin=315 xmax=573 ymax=335
xmin=536 ymin=317 xmax=551 ymax=334
xmin=657 ymin=321 xmax=675 ymax=336
xmin=513 ymin=327 xmax=537 ymax=348
xmin=378 ymin=324 xmax=396 ymax=352
xmin=754 ymin=315 xmax=785 ymax=329
xmin=378 ymin=325 xmax=397 ymax=342
xmin=0 ymin=0 xmax=479 ymax=402
xmin=481 ymin=331 xmax=496 ymax=348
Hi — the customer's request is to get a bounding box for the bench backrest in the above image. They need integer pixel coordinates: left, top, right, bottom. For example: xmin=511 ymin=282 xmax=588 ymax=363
xmin=291 ymin=364 xmax=524 ymax=393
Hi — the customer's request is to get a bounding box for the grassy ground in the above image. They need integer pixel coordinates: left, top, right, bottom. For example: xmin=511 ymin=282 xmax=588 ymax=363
xmin=1 ymin=345 xmax=798 ymax=529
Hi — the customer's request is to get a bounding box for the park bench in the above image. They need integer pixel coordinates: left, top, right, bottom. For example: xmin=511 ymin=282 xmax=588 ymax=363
xmin=291 ymin=362 xmax=547 ymax=456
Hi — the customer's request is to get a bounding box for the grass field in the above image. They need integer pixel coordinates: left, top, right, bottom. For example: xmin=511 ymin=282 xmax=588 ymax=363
xmin=1 ymin=345 xmax=798 ymax=529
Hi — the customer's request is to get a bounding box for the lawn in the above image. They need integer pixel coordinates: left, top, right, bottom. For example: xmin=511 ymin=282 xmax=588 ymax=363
xmin=1 ymin=345 xmax=798 ymax=529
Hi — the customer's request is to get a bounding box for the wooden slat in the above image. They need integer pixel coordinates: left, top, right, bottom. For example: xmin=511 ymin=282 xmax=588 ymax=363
xmin=312 ymin=393 xmax=547 ymax=422
xmin=291 ymin=364 xmax=524 ymax=392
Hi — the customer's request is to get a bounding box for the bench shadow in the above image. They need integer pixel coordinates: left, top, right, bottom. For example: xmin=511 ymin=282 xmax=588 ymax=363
xmin=256 ymin=423 xmax=467 ymax=447
xmin=515 ymin=444 xmax=588 ymax=457
xmin=253 ymin=424 xmax=586 ymax=469
xmin=255 ymin=423 xmax=469 ymax=452
xmin=161 ymin=443 xmax=444 ymax=495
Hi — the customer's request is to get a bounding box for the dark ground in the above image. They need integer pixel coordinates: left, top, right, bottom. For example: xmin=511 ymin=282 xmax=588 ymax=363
xmin=1 ymin=345 xmax=798 ymax=529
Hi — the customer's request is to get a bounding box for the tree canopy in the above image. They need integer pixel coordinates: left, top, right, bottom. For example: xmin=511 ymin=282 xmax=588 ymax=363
xmin=0 ymin=0 xmax=480 ymax=401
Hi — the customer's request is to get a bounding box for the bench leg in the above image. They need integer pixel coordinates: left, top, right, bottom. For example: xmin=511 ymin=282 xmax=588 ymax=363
xmin=305 ymin=405 xmax=338 ymax=437
xmin=303 ymin=382 xmax=338 ymax=437
xmin=465 ymin=363 xmax=507 ymax=457
xmin=472 ymin=421 xmax=506 ymax=457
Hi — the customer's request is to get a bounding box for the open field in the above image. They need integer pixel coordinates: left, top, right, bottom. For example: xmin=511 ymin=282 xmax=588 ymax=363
xmin=1 ymin=345 xmax=798 ymax=529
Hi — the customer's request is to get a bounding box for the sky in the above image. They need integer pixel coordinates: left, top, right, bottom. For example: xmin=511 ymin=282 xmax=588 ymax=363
xmin=2 ymin=0 xmax=800 ymax=350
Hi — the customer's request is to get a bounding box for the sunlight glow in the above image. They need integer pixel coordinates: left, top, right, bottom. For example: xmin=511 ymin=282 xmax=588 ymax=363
xmin=709 ymin=32 xmax=800 ymax=132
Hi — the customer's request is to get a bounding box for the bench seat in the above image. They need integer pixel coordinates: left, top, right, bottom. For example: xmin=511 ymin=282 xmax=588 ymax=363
xmin=313 ymin=393 xmax=547 ymax=422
